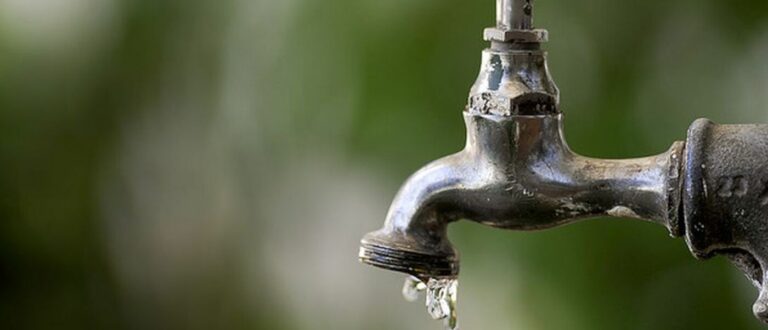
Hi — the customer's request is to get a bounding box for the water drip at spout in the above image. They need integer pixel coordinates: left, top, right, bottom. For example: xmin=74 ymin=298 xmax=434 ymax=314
xmin=402 ymin=276 xmax=427 ymax=302
xmin=402 ymin=276 xmax=459 ymax=330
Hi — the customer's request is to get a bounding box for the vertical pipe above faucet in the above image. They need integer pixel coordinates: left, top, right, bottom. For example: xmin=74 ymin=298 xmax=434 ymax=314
xmin=497 ymin=0 xmax=533 ymax=30
xmin=486 ymin=0 xmax=545 ymax=43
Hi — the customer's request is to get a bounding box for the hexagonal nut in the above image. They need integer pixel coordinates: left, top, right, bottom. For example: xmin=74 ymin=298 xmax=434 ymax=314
xmin=483 ymin=28 xmax=549 ymax=43
xmin=467 ymin=92 xmax=558 ymax=116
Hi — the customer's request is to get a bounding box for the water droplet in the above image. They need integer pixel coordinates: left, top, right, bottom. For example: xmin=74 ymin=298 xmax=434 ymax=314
xmin=401 ymin=276 xmax=460 ymax=330
xmin=426 ymin=278 xmax=459 ymax=330
xmin=402 ymin=276 xmax=426 ymax=302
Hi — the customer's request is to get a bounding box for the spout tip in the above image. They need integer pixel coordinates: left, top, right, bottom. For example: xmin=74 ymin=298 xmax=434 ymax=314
xmin=359 ymin=230 xmax=459 ymax=279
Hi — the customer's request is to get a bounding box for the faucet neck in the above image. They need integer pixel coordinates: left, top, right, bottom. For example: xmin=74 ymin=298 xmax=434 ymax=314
xmin=466 ymin=49 xmax=559 ymax=117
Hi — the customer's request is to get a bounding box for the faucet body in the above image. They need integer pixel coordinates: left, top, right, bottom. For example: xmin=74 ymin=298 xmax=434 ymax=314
xmin=360 ymin=0 xmax=768 ymax=323
xmin=361 ymin=48 xmax=683 ymax=278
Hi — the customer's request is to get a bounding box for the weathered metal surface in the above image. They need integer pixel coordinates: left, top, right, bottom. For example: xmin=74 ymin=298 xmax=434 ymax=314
xmin=360 ymin=43 xmax=684 ymax=280
xmin=486 ymin=0 xmax=547 ymax=43
xmin=466 ymin=49 xmax=559 ymax=116
xmin=683 ymin=119 xmax=768 ymax=322
xmin=496 ymin=0 xmax=532 ymax=30
xmin=359 ymin=110 xmax=684 ymax=279
xmin=359 ymin=0 xmax=768 ymax=324
xmin=484 ymin=28 xmax=549 ymax=43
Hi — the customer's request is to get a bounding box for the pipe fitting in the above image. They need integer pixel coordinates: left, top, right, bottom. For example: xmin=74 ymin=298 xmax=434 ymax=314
xmin=682 ymin=119 xmax=768 ymax=322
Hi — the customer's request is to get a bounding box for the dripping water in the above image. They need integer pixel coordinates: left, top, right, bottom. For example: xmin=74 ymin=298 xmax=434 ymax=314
xmin=402 ymin=276 xmax=459 ymax=330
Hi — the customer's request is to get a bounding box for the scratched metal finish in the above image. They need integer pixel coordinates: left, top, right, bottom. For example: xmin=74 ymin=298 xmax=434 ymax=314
xmin=360 ymin=112 xmax=683 ymax=279
xmin=486 ymin=0 xmax=547 ymax=43
xmin=683 ymin=119 xmax=768 ymax=322
xmin=467 ymin=50 xmax=559 ymax=116
xmin=359 ymin=38 xmax=685 ymax=280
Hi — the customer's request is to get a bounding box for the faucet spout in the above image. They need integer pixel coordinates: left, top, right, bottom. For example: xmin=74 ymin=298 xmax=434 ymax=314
xmin=358 ymin=152 xmax=467 ymax=279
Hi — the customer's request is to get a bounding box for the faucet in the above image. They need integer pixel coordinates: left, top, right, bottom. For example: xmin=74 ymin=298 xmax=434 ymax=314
xmin=359 ymin=0 xmax=768 ymax=323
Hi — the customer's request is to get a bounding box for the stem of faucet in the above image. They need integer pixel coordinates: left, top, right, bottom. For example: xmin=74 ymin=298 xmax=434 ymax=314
xmin=486 ymin=0 xmax=546 ymax=45
xmin=497 ymin=0 xmax=533 ymax=30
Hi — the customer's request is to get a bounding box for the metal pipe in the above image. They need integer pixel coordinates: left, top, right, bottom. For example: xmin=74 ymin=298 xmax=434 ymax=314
xmin=496 ymin=0 xmax=532 ymax=30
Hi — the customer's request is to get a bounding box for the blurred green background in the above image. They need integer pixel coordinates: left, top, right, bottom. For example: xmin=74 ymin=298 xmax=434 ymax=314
xmin=1 ymin=0 xmax=768 ymax=329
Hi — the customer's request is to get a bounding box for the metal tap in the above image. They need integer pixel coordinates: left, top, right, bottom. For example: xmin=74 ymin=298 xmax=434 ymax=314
xmin=359 ymin=0 xmax=768 ymax=323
